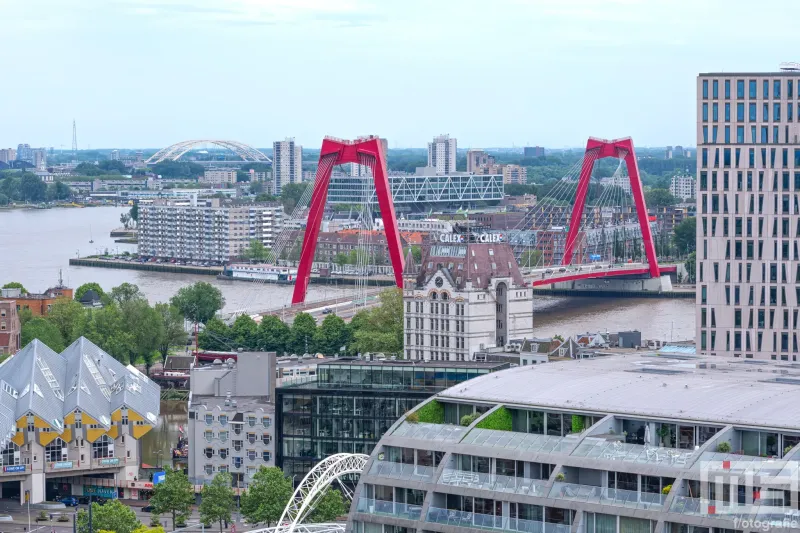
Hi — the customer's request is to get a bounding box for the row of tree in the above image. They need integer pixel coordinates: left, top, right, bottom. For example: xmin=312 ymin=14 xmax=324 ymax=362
xmin=200 ymin=288 xmax=403 ymax=356
xmin=0 ymin=171 xmax=72 ymax=204
xmin=13 ymin=281 xmax=225 ymax=371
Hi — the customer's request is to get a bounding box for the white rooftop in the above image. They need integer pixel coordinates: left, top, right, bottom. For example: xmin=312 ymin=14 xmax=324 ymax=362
xmin=439 ymin=354 xmax=800 ymax=431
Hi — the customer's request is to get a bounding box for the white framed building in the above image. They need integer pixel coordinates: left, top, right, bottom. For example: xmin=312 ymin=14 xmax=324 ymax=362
xmin=428 ymin=135 xmax=457 ymax=175
xmin=669 ymin=174 xmax=695 ymax=200
xmin=403 ymin=241 xmax=534 ymax=362
xmin=201 ymin=169 xmax=237 ymax=186
xmin=273 ymin=138 xmax=302 ymax=195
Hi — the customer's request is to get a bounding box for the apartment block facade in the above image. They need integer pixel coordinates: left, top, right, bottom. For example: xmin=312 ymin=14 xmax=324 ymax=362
xmin=138 ymin=199 xmax=283 ymax=262
xmin=201 ymin=170 xmax=237 ymax=186
xmin=502 ymin=164 xmax=528 ymax=185
xmin=697 ymin=69 xmax=800 ymax=359
xmin=273 ymin=138 xmax=302 ymax=195
xmin=669 ymin=175 xmax=696 ymax=201
xmin=428 ymin=135 xmax=457 ymax=175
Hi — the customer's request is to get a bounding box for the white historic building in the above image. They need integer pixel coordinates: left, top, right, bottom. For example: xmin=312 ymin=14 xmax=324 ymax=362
xmin=403 ymin=240 xmax=534 ymax=361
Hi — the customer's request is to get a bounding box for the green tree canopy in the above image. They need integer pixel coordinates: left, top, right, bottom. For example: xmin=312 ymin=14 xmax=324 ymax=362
xmin=77 ymin=500 xmax=142 ymax=533
xmin=155 ymin=303 xmax=187 ymax=363
xmin=110 ymin=282 xmax=145 ymax=306
xmin=1 ymin=281 xmax=27 ymax=294
xmin=519 ymin=250 xmax=543 ymax=268
xmin=231 ymin=314 xmax=259 ymax=349
xmin=121 ymin=298 xmax=163 ymax=370
xmin=21 ymin=318 xmax=65 ymax=352
xmin=198 ymin=318 xmax=233 ymax=351
xmin=171 ymin=282 xmax=225 ymax=324
xmin=20 ymin=174 xmax=47 ymax=202
xmin=258 ymin=315 xmax=290 ymax=354
xmin=199 ymin=472 xmax=234 ymax=533
xmin=240 ymin=466 xmax=293 ymax=527
xmin=349 ymin=288 xmax=403 ymax=355
xmin=289 ymin=312 xmax=317 ymax=354
xmin=75 ymin=282 xmax=105 ymax=301
xmin=644 ymin=188 xmax=678 ymax=207
xmin=47 ymin=297 xmax=87 ymax=345
xmin=672 ymin=216 xmax=696 ymax=255
xmin=83 ymin=305 xmax=135 ymax=362
xmin=150 ymin=468 xmax=195 ymax=530
xmin=307 ymin=488 xmax=347 ymax=523
xmin=280 ymin=182 xmax=310 ymax=213
xmin=313 ymin=314 xmax=350 ymax=356
xmin=242 ymin=239 xmax=272 ymax=262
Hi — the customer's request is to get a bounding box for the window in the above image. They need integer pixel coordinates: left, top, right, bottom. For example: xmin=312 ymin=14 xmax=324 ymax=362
xmin=247 ymin=449 xmax=257 ymax=462
xmin=702 ymin=103 xmax=708 ymax=122
xmin=204 ymin=464 xmax=213 ymax=475
xmin=219 ymin=431 xmax=228 ymax=442
xmin=45 ymin=438 xmax=67 ymax=462
xmin=737 ymin=79 xmax=744 ymax=99
xmin=219 ymin=448 xmax=228 ymax=459
xmin=91 ymin=435 xmax=114 ymax=459
xmin=219 ymin=415 xmax=228 ymax=425
xmin=749 ymin=102 xmax=757 ymax=122
xmin=204 ymin=447 xmax=213 ymax=459
xmin=205 ymin=414 xmax=213 ymax=426
xmin=749 ymin=79 xmax=757 ymax=98
xmin=247 ymin=416 xmax=256 ymax=427
xmin=262 ymin=416 xmax=271 ymax=428
xmin=737 ymin=102 xmax=744 ymax=122
xmin=725 ymin=79 xmax=730 ymax=99
xmin=246 ymin=432 xmax=256 ymax=444
xmin=775 ymin=79 xmax=782 ymax=99
xmin=702 ymin=80 xmax=708 ymax=99
xmin=233 ymin=456 xmax=242 ymax=468
xmin=262 ymin=433 xmax=271 ymax=445
xmin=233 ymin=440 xmax=243 ymax=452
xmin=713 ymin=79 xmax=719 ymax=99
xmin=262 ymin=451 xmax=271 ymax=462
xmin=204 ymin=430 xmax=213 ymax=442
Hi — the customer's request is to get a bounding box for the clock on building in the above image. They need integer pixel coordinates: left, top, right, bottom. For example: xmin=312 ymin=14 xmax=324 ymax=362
xmin=435 ymin=277 xmax=443 ymax=288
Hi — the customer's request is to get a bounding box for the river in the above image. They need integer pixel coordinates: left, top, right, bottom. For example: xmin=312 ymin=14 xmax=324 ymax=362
xmin=1 ymin=206 xmax=696 ymax=465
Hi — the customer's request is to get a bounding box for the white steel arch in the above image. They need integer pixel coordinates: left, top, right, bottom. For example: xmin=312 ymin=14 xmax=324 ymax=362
xmin=247 ymin=524 xmax=344 ymax=533
xmin=145 ymin=140 xmax=272 ymax=164
xmin=275 ymin=453 xmax=369 ymax=533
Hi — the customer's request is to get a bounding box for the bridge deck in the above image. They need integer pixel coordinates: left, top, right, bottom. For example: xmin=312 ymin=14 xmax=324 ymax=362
xmin=525 ymin=263 xmax=678 ymax=287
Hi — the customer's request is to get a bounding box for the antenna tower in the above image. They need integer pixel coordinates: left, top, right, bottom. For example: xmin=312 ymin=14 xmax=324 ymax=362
xmin=72 ymin=120 xmax=78 ymax=161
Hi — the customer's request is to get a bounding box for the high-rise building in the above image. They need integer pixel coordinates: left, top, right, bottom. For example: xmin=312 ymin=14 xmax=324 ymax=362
xmin=466 ymin=149 xmax=492 ymax=174
xmin=272 ymin=138 xmax=302 ymax=195
xmin=669 ymin=174 xmax=695 ymax=201
xmin=697 ymin=68 xmax=800 ymax=359
xmin=138 ymin=199 xmax=284 ymax=262
xmin=427 ymin=134 xmax=457 ymax=175
xmin=0 ymin=148 xmax=15 ymax=163
xmin=16 ymin=144 xmax=33 ymax=164
xmin=33 ymin=148 xmax=47 ymax=170
xmin=404 ymin=241 xmax=533 ymax=361
xmin=502 ymin=164 xmax=528 ymax=185
xmin=523 ymin=146 xmax=545 ymax=158
xmin=665 ymin=145 xmax=674 ymax=159
xmin=110 ymin=150 xmax=120 ymax=161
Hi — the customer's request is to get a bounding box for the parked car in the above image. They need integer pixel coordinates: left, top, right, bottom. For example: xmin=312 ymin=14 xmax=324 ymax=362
xmin=142 ymin=504 xmax=155 ymax=513
xmin=60 ymin=496 xmax=79 ymax=507
xmin=322 ymin=308 xmax=332 ymax=314
xmin=77 ymin=496 xmax=91 ymax=505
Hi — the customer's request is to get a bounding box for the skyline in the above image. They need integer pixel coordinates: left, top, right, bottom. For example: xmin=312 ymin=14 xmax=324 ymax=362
xmin=3 ymin=0 xmax=799 ymax=149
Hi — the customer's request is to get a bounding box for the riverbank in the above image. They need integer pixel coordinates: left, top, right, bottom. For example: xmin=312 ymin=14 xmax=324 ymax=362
xmin=70 ymin=257 xmax=222 ymax=275
xmin=217 ymin=273 xmax=396 ymax=287
xmin=531 ymin=287 xmax=695 ymax=298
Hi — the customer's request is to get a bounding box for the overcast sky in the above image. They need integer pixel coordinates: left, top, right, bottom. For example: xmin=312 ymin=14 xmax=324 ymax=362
xmin=2 ymin=0 xmax=799 ymax=150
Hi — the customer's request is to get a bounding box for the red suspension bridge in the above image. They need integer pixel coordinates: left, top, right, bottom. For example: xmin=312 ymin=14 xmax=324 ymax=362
xmin=234 ymin=135 xmax=681 ymax=318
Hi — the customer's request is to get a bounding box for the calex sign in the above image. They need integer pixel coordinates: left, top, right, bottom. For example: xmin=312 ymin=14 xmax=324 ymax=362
xmin=439 ymin=233 xmax=505 ymax=244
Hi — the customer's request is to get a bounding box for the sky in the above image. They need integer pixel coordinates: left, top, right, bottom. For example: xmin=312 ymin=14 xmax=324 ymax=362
xmin=2 ymin=0 xmax=800 ymax=150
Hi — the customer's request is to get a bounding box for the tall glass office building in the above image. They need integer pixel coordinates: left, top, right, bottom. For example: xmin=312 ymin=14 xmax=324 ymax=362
xmin=349 ymin=353 xmax=800 ymax=533
xmin=275 ymin=359 xmax=507 ymax=481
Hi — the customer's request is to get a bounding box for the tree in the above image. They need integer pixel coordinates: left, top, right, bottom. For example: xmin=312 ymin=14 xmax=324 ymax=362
xmin=258 ymin=315 xmax=290 ymax=353
xmin=199 ymin=472 xmax=234 ymax=533
xmin=242 ymin=239 xmax=271 ymax=262
xmin=231 ymin=314 xmax=259 ymax=350
xmin=289 ymin=312 xmax=317 ymax=354
xmin=240 ymin=466 xmax=293 ymax=527
xmin=198 ymin=318 xmax=233 ymax=351
xmin=121 ymin=299 xmax=163 ymax=370
xmin=110 ymin=282 xmax=144 ymax=306
xmin=17 ymin=307 xmax=33 ymax=326
xmin=307 ymin=488 xmax=347 ymax=523
xmin=77 ymin=500 xmax=141 ymax=533
xmin=672 ymin=216 xmax=696 ymax=255
xmin=75 ymin=282 xmax=105 ymax=301
xmin=130 ymin=203 xmax=139 ymax=222
xmin=83 ymin=305 xmax=134 ymax=362
xmin=280 ymin=182 xmax=310 ymax=213
xmin=155 ymin=303 xmax=187 ymax=364
xmin=21 ymin=318 xmax=64 ymax=351
xmin=313 ymin=314 xmax=350 ymax=355
xmin=644 ymin=188 xmax=678 ymax=207
xmin=20 ymin=174 xmax=46 ymax=202
xmin=684 ymin=251 xmax=696 ymax=284
xmin=519 ymin=250 xmax=543 ymax=268
xmin=120 ymin=212 xmax=132 ymax=229
xmin=171 ymin=282 xmax=225 ymax=325
xmin=349 ymin=289 xmax=403 ymax=355
xmin=53 ymin=181 xmax=72 ymax=200
xmin=1 ymin=282 xmax=27 ymax=294
xmin=333 ymin=253 xmax=350 ymax=268
xmin=0 ymin=193 xmax=8 ymax=206
xmin=150 ymin=467 xmax=195 ymax=531
xmin=47 ymin=297 xmax=87 ymax=345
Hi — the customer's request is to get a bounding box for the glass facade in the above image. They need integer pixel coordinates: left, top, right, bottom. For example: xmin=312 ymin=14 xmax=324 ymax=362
xmin=276 ymin=360 xmax=507 ymax=480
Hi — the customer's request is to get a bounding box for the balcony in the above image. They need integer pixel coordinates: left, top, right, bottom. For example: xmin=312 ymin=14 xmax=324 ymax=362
xmin=670 ymin=495 xmax=800 ymax=524
xmin=426 ymin=507 xmax=570 ymax=533
xmin=391 ymin=422 xmax=468 ymax=442
xmin=355 ymin=498 xmax=421 ymax=520
xmin=368 ymin=461 xmax=435 ymax=482
xmin=548 ymin=482 xmax=665 ymax=511
xmin=572 ymin=438 xmax=694 ymax=467
xmin=460 ymin=429 xmax=578 ymax=455
xmin=439 ymin=469 xmax=547 ymax=497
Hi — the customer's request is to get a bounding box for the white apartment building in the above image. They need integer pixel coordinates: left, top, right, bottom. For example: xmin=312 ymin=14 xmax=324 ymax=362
xmin=201 ymin=169 xmax=237 ymax=186
xmin=599 ymin=173 xmax=632 ymax=193
xmin=427 ymin=134 xmax=457 ymax=175
xmin=0 ymin=149 xmax=15 ymax=163
xmin=138 ymin=199 xmax=284 ymax=262
xmin=403 ymin=241 xmax=534 ymax=362
xmin=669 ymin=174 xmax=696 ymax=200
xmin=697 ymin=67 xmax=800 ymax=359
xmin=502 ymin=164 xmax=528 ymax=185
xmin=272 ymin=138 xmax=302 ymax=195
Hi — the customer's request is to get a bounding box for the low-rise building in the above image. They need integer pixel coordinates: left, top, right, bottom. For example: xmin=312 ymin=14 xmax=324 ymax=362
xmin=0 ymin=337 xmax=159 ymax=504
xmin=404 ymin=241 xmax=534 ymax=361
xmin=350 ymin=354 xmax=800 ymax=533
xmin=201 ymin=169 xmax=237 ymax=186
xmin=502 ymin=164 xmax=528 ymax=185
xmin=276 ymin=358 xmax=508 ymax=481
xmin=0 ymin=284 xmax=73 ymax=317
xmin=138 ymin=199 xmax=284 ymax=263
xmin=669 ymin=174 xmax=696 ymax=201
xmin=0 ymin=301 xmax=20 ymax=355
xmin=523 ymin=146 xmax=545 ymax=157
xmin=188 ymin=353 xmax=276 ymax=488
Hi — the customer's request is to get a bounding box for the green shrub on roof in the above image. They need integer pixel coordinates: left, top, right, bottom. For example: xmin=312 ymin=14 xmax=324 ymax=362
xmin=476 ymin=406 xmax=512 ymax=432
xmin=414 ymin=400 xmax=444 ymax=424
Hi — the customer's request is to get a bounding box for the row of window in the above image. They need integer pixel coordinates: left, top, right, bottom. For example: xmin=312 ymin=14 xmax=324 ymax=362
xmin=203 ymin=430 xmax=271 ymax=445
xmin=406 ymin=351 xmax=468 ymax=362
xmin=702 ymin=78 xmax=797 ymax=100
xmin=408 ymin=301 xmax=465 ymax=315
xmin=202 ymin=463 xmax=267 ymax=476
xmin=701 ymin=101 xmax=798 ymax=124
xmin=699 ymin=169 xmax=800 ymax=192
xmin=699 ymin=328 xmax=800 ymax=355
xmin=203 ymin=414 xmax=271 ymax=427
xmin=700 ymin=283 xmax=800 ymax=309
xmin=699 ymin=237 xmax=800 ymax=263
xmin=701 ymin=306 xmax=800 ymax=330
xmin=702 ymin=261 xmax=800 ymax=285
xmin=701 ymin=147 xmax=800 ymax=173
xmin=701 ymin=215 xmax=800 ymax=239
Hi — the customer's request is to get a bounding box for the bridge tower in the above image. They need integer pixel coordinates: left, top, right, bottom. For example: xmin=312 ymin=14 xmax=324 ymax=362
xmin=562 ymin=137 xmax=660 ymax=278
xmin=291 ymin=137 xmax=404 ymax=304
